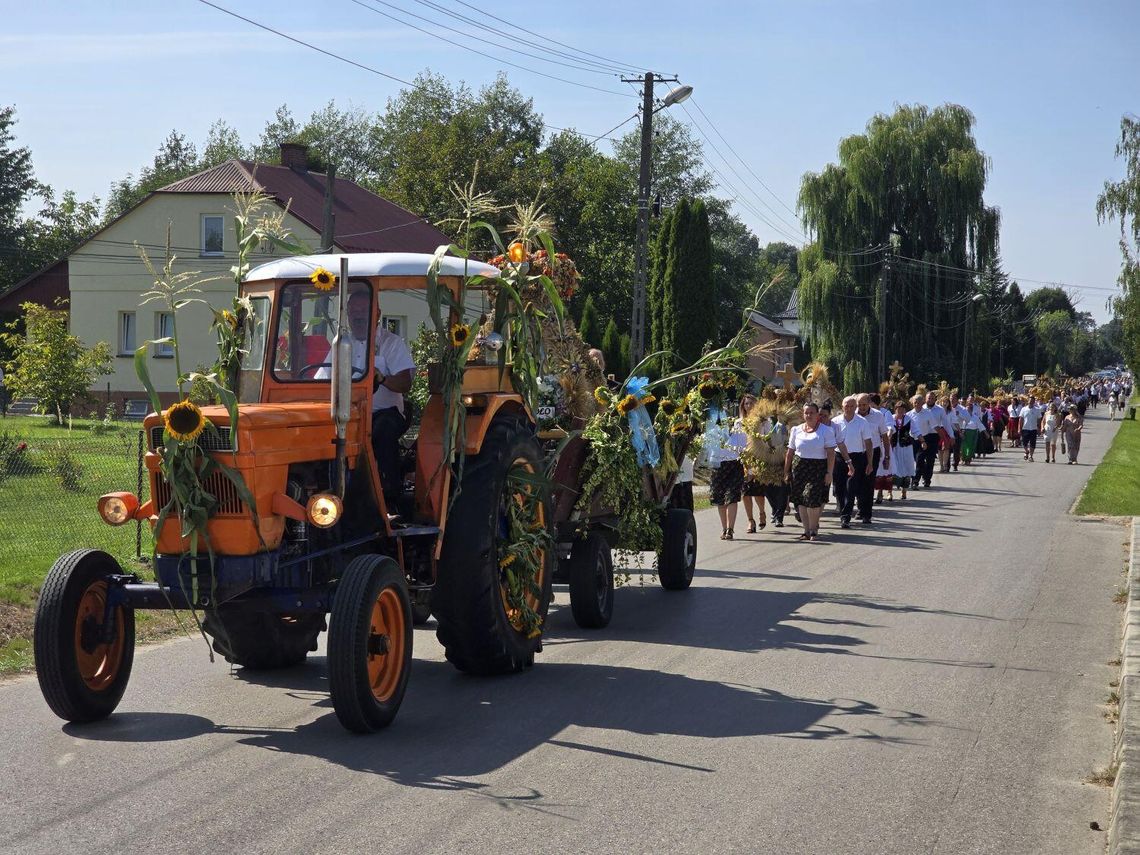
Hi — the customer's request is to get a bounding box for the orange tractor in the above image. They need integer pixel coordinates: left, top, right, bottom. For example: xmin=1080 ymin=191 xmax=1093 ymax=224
xmin=33 ymin=253 xmax=697 ymax=732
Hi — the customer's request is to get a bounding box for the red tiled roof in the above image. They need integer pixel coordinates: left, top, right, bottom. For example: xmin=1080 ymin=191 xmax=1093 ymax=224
xmin=158 ymin=159 xmax=453 ymax=254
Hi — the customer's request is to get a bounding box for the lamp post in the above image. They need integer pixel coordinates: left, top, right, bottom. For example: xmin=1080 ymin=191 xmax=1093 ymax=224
xmin=621 ymin=73 xmax=692 ymax=366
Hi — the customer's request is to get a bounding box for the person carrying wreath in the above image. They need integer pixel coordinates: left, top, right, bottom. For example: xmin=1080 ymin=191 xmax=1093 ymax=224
xmin=783 ymin=402 xmax=837 ymax=541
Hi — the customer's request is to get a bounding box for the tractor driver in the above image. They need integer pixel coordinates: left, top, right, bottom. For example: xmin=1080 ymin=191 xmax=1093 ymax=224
xmin=346 ymin=289 xmax=415 ymax=508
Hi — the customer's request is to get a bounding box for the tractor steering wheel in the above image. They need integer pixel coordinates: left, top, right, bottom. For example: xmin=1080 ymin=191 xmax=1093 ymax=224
xmin=298 ymin=362 xmax=367 ymax=381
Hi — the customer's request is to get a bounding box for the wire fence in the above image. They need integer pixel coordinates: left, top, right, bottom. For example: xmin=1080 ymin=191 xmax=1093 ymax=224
xmin=0 ymin=422 xmax=148 ymax=595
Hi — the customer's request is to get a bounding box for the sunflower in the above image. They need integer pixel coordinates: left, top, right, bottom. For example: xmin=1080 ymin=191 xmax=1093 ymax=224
xmin=670 ymin=420 xmax=689 ymax=435
xmin=221 ymin=309 xmax=238 ymax=330
xmin=593 ymin=386 xmax=611 ymax=407
xmin=450 ymin=323 xmax=471 ymax=347
xmin=164 ymin=399 xmax=209 ymax=443
xmin=309 ymin=267 xmax=337 ymax=290
xmin=499 ymin=552 xmax=517 ymax=569
xmin=641 ymin=393 xmax=657 ymax=406
xmin=617 ymin=394 xmax=640 ymax=414
xmin=719 ymin=372 xmax=739 ymax=388
xmin=699 ymin=382 xmax=719 ymax=400
xmin=660 ymin=398 xmax=678 ymax=415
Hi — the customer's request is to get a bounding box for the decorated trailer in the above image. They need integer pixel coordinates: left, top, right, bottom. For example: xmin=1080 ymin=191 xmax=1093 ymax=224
xmin=32 ymin=245 xmax=703 ymax=734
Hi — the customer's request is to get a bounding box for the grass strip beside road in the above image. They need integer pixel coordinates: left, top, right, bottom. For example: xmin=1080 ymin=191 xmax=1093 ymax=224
xmin=1076 ymin=399 xmax=1140 ymax=516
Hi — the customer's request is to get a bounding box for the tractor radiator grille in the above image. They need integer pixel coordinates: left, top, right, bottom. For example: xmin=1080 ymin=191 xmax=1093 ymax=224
xmin=152 ymin=470 xmax=246 ymax=516
xmin=150 ymin=425 xmax=233 ymax=452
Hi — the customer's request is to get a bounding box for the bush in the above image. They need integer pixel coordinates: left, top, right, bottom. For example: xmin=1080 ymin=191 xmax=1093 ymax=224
xmin=47 ymin=442 xmax=84 ymax=492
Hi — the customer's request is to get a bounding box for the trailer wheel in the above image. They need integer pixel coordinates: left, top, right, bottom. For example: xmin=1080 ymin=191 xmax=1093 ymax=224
xmin=434 ymin=416 xmax=553 ymax=675
xmin=658 ymin=508 xmax=697 ymax=590
xmin=327 ymin=554 xmax=412 ymax=732
xmin=202 ymin=610 xmax=325 ymax=670
xmin=567 ymin=533 xmax=614 ymax=629
xmin=34 ymin=549 xmax=135 ymax=723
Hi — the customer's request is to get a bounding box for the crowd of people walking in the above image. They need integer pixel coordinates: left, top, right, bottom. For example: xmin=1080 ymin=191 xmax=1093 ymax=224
xmin=703 ymin=371 xmax=1133 ymax=542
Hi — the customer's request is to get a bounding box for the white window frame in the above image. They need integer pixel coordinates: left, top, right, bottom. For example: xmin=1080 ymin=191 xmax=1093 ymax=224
xmin=154 ymin=312 xmax=174 ymax=358
xmin=118 ymin=311 xmax=136 ymax=356
xmin=201 ymin=214 xmax=224 ymax=256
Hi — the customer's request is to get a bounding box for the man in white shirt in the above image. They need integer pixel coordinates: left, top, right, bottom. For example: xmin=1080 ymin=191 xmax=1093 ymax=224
xmin=1019 ymin=395 xmax=1043 ymax=461
xmin=920 ymin=391 xmax=950 ymax=488
xmin=346 ymin=289 xmax=416 ymax=503
xmin=856 ymin=393 xmax=890 ymax=523
xmin=830 ymin=396 xmax=874 ymax=528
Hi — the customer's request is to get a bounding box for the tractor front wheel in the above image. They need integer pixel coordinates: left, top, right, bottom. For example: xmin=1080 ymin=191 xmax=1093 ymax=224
xmin=34 ymin=549 xmax=135 ymax=723
xmin=327 ymin=554 xmax=412 ymax=732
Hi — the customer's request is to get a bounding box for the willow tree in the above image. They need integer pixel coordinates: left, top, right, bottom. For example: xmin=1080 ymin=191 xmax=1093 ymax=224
xmin=1097 ymin=115 xmax=1140 ymax=374
xmin=797 ymin=104 xmax=1000 ymax=390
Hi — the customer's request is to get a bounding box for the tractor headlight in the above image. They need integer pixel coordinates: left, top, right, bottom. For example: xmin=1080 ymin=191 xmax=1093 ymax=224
xmin=306 ymin=493 xmax=343 ymax=528
xmin=98 ymin=492 xmax=139 ymax=526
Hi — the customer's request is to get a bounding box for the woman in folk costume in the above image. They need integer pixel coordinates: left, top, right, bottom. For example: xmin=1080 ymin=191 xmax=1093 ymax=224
xmin=890 ymin=400 xmax=919 ymax=500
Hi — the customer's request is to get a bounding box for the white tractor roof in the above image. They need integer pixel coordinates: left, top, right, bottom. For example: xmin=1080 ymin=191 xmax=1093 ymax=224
xmin=243 ymin=252 xmax=500 ymax=283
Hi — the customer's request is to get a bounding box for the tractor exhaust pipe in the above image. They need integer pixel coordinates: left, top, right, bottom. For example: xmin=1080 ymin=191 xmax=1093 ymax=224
xmin=331 ymin=256 xmax=351 ymax=497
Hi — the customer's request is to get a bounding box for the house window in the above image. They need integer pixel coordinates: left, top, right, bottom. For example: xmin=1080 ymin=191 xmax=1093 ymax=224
xmin=383 ymin=315 xmax=406 ymax=339
xmin=201 ymin=215 xmax=224 ymax=256
xmin=154 ymin=312 xmax=174 ymax=357
xmin=118 ymin=312 xmax=136 ymax=356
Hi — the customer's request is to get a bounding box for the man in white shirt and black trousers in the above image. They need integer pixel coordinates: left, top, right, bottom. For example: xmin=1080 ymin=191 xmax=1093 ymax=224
xmin=346 ymin=290 xmax=415 ymax=508
xmin=830 ymin=396 xmax=874 ymax=529
xmin=856 ymin=393 xmax=890 ymax=523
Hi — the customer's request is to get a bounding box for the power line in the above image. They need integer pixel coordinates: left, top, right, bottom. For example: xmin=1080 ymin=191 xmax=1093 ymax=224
xmin=409 ymin=0 xmax=632 ymax=75
xmin=687 ymin=96 xmax=803 ymax=226
xmin=196 ymin=0 xmax=414 ymax=87
xmin=430 ymin=0 xmax=653 ymax=75
xmin=363 ymin=0 xmax=622 ymax=77
xmin=346 ymin=0 xmax=628 ymax=97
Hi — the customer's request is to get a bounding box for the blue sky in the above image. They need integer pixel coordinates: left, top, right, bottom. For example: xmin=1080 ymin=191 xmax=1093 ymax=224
xmin=6 ymin=0 xmax=1137 ymax=322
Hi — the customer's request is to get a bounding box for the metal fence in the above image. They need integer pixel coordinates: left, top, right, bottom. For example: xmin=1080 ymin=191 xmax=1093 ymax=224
xmin=0 ymin=423 xmax=148 ymax=585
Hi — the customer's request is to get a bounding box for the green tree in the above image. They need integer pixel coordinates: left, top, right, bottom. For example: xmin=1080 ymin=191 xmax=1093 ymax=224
xmin=201 ymin=119 xmax=247 ymax=166
xmin=756 ymin=240 xmax=798 ymax=318
xmin=1024 ymin=286 xmax=1076 ymax=320
xmin=0 ymin=105 xmax=40 ymax=292
xmin=708 ymin=200 xmax=762 ymax=341
xmin=578 ymin=294 xmax=601 ymax=347
xmin=1097 ymin=115 xmax=1140 ymax=374
xmin=1034 ymin=310 xmax=1073 ymax=374
xmin=655 ymin=198 xmax=692 ymax=367
xmin=672 ymin=199 xmax=717 ymax=365
xmin=106 ymin=130 xmax=201 ymax=218
xmin=601 ymin=318 xmax=621 ymax=378
xmin=249 ymin=104 xmax=300 ymax=163
xmin=797 ymin=104 xmax=1000 ymax=388
xmin=1 ymin=301 xmax=113 ymax=423
xmin=619 ymin=333 xmax=631 ymax=378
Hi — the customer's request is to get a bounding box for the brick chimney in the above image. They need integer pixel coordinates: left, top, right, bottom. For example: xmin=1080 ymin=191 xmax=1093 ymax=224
xmin=279 ymin=142 xmax=309 ymax=171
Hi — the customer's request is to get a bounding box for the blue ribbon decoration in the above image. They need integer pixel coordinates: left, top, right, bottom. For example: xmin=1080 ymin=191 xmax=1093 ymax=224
xmin=623 ymin=376 xmax=660 ymax=467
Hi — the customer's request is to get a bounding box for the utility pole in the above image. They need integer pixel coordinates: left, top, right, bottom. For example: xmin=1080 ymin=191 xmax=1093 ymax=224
xmin=877 ymin=256 xmax=889 ymax=382
xmin=621 ymin=72 xmax=684 ymax=366
xmin=320 ymin=163 xmax=337 ymax=252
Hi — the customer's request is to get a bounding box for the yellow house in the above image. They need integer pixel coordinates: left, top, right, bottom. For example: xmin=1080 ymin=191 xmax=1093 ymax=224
xmin=2 ymin=143 xmax=453 ymax=410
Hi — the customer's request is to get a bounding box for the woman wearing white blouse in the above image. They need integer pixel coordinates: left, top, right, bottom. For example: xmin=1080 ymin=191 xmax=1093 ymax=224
xmin=783 ymin=402 xmax=837 ymax=541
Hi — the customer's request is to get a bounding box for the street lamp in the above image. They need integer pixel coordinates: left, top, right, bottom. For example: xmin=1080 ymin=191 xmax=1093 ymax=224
xmin=621 ymin=73 xmax=692 ymax=366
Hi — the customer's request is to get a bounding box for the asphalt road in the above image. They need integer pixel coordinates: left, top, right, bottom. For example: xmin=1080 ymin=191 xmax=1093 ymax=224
xmin=0 ymin=407 xmax=1130 ymax=855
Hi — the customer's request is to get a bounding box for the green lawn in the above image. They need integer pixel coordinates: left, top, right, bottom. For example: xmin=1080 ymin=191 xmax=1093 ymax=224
xmin=1076 ymin=398 xmax=1140 ymax=516
xmin=0 ymin=416 xmax=148 ymax=604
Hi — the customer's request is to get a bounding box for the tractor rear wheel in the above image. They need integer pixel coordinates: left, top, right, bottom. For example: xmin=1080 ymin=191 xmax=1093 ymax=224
xmin=434 ymin=416 xmax=553 ymax=675
xmin=658 ymin=508 xmax=697 ymax=590
xmin=327 ymin=554 xmax=412 ymax=732
xmin=202 ymin=609 xmax=325 ymax=670
xmin=567 ymin=533 xmax=614 ymax=629
xmin=34 ymin=549 xmax=135 ymax=723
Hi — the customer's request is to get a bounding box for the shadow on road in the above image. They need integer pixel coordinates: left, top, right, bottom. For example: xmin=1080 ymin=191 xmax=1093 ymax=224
xmin=64 ymin=658 xmax=930 ymax=793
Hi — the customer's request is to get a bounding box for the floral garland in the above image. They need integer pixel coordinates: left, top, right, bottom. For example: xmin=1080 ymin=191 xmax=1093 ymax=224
xmin=497 ymin=470 xmax=553 ymax=638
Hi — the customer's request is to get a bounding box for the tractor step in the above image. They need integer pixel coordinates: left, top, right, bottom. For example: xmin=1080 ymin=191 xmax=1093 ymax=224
xmin=391 ymin=524 xmax=441 ymax=538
